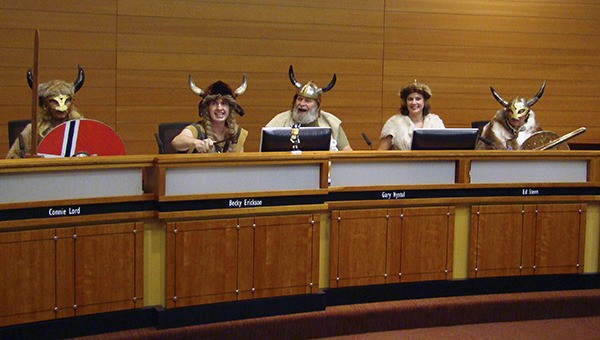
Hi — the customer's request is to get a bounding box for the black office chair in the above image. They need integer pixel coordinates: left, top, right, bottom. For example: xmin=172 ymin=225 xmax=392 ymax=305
xmin=8 ymin=119 xmax=31 ymax=146
xmin=155 ymin=122 xmax=190 ymax=154
xmin=471 ymin=120 xmax=488 ymax=133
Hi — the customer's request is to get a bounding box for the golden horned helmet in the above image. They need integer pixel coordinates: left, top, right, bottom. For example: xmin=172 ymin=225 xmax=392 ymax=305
xmin=490 ymin=82 xmax=546 ymax=120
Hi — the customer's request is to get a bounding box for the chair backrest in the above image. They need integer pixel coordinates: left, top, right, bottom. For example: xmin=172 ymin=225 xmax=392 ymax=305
xmin=471 ymin=120 xmax=488 ymax=133
xmin=156 ymin=122 xmax=190 ymax=154
xmin=8 ymin=119 xmax=31 ymax=146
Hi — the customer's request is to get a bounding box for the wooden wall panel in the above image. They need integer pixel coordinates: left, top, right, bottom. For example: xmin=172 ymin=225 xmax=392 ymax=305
xmin=1 ymin=0 xmax=598 ymax=155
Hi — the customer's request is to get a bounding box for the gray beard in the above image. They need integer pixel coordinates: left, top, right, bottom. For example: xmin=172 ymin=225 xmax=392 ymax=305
xmin=292 ymin=106 xmax=319 ymax=125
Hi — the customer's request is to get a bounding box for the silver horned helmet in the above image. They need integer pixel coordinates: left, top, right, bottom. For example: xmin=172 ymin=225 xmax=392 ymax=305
xmin=490 ymin=81 xmax=546 ymax=120
xmin=288 ymin=65 xmax=336 ymax=102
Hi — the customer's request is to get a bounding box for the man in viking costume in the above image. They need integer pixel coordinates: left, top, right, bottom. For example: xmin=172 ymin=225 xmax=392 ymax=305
xmin=265 ymin=65 xmax=352 ymax=151
xmin=7 ymin=66 xmax=85 ymax=158
xmin=171 ymin=74 xmax=248 ymax=153
xmin=476 ymin=82 xmax=545 ymax=150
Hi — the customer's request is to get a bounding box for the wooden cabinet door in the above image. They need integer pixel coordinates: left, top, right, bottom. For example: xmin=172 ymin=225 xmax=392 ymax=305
xmin=330 ymin=207 xmax=454 ymax=288
xmin=534 ymin=204 xmax=585 ymax=274
xmin=166 ymin=214 xmax=319 ymax=307
xmin=470 ymin=204 xmax=585 ymax=278
xmin=73 ymin=222 xmax=143 ymax=315
xmin=166 ymin=218 xmax=239 ymax=308
xmin=398 ymin=207 xmax=454 ymax=282
xmin=330 ymin=209 xmax=388 ymax=288
xmin=0 ymin=228 xmax=58 ymax=327
xmin=250 ymin=214 xmax=319 ymax=299
xmin=0 ymin=222 xmax=142 ymax=326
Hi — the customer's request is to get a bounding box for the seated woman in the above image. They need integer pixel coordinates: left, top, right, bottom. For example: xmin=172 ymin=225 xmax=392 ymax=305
xmin=172 ymin=75 xmax=248 ymax=153
xmin=378 ymin=80 xmax=445 ymax=150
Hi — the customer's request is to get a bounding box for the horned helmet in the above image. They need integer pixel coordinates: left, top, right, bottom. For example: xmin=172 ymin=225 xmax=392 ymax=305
xmin=288 ymin=65 xmax=336 ymax=105
xmin=188 ymin=74 xmax=247 ymax=117
xmin=490 ymin=82 xmax=546 ymax=121
xmin=27 ymin=65 xmax=85 ymax=111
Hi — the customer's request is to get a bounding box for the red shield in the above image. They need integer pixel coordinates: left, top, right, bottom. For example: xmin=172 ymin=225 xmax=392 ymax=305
xmin=37 ymin=119 xmax=126 ymax=157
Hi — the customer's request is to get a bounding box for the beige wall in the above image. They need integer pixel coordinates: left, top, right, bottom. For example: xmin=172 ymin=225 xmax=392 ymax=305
xmin=1 ymin=0 xmax=599 ymax=154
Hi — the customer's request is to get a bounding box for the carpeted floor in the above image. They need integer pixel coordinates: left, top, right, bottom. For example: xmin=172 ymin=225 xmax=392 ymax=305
xmin=323 ymin=316 xmax=600 ymax=339
xmin=74 ymin=289 xmax=600 ymax=339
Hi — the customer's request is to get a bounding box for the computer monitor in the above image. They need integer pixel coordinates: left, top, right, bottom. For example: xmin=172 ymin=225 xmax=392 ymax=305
xmin=411 ymin=128 xmax=480 ymax=150
xmin=260 ymin=127 xmax=332 ymax=152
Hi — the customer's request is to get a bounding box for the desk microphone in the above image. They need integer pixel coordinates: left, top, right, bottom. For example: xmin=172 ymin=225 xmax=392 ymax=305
xmin=361 ymin=132 xmax=373 ymax=150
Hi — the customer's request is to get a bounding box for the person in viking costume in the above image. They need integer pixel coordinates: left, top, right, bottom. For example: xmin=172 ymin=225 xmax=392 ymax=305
xmin=476 ymin=82 xmax=545 ymax=150
xmin=7 ymin=66 xmax=85 ymax=159
xmin=378 ymin=80 xmax=445 ymax=150
xmin=265 ymin=65 xmax=352 ymax=151
xmin=171 ymin=74 xmax=248 ymax=153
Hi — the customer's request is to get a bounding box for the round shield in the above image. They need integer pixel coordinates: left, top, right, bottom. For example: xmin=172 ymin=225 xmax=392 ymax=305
xmin=519 ymin=131 xmax=570 ymax=150
xmin=37 ymin=119 xmax=126 ymax=157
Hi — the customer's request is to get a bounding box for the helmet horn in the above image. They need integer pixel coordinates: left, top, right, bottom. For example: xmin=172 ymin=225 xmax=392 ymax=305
xmin=490 ymin=85 xmax=509 ymax=107
xmin=27 ymin=65 xmax=85 ymax=92
xmin=526 ymin=81 xmax=546 ymax=107
xmin=73 ymin=65 xmax=85 ymax=92
xmin=188 ymin=74 xmax=204 ymax=97
xmin=288 ymin=65 xmax=302 ymax=90
xmin=318 ymin=74 xmax=337 ymax=94
xmin=234 ymin=73 xmax=247 ymax=97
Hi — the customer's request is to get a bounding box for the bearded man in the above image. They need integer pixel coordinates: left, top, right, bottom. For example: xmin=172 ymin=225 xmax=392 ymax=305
xmin=265 ymin=65 xmax=352 ymax=151
xmin=476 ymin=82 xmax=545 ymax=150
xmin=7 ymin=66 xmax=85 ymax=158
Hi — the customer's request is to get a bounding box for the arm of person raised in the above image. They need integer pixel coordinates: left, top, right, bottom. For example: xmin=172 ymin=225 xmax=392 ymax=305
xmin=171 ymin=127 xmax=214 ymax=153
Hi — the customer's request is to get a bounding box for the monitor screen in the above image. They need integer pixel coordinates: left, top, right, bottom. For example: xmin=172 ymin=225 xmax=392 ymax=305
xmin=260 ymin=127 xmax=332 ymax=152
xmin=411 ymin=128 xmax=480 ymax=150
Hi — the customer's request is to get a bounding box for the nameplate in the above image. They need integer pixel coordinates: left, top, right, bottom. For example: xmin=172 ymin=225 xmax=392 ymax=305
xmin=0 ymin=201 xmax=155 ymax=222
xmin=327 ymin=187 xmax=600 ymax=202
xmin=159 ymin=194 xmax=325 ymax=212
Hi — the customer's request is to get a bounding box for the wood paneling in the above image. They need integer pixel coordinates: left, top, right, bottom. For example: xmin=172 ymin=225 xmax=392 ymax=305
xmin=331 ymin=208 xmax=389 ymax=287
xmin=166 ymin=214 xmax=319 ymax=308
xmin=330 ymin=206 xmax=453 ymax=288
xmin=398 ymin=207 xmax=454 ymax=282
xmin=0 ymin=1 xmax=598 ymax=153
xmin=166 ymin=219 xmax=239 ymax=308
xmin=0 ymin=222 xmax=142 ymax=326
xmin=470 ymin=203 xmax=585 ymax=278
xmin=0 ymin=228 xmax=56 ymax=327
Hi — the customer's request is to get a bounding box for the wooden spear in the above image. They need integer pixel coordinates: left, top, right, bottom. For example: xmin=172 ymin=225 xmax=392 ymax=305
xmin=30 ymin=29 xmax=40 ymax=155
